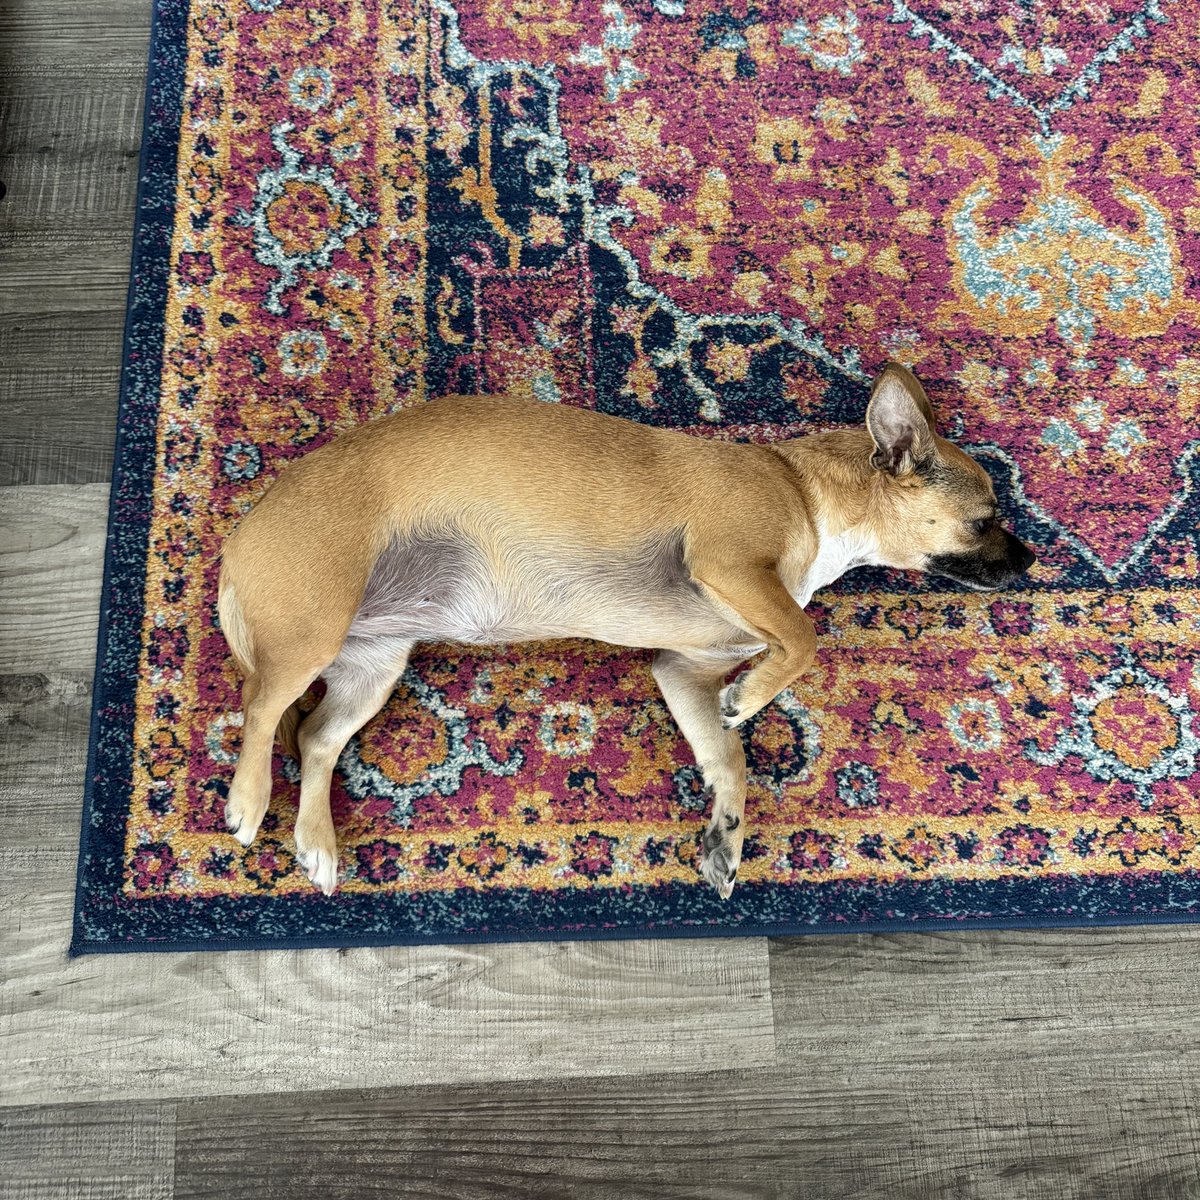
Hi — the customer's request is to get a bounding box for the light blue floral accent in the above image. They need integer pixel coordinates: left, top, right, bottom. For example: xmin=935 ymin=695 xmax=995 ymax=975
xmin=1107 ymin=419 xmax=1148 ymax=457
xmin=531 ymin=372 xmax=561 ymax=403
xmin=835 ymin=762 xmax=880 ymax=808
xmin=604 ymin=59 xmax=644 ymax=102
xmin=289 ymin=66 xmax=334 ymax=112
xmin=673 ymin=764 xmax=711 ymax=813
xmin=431 ymin=0 xmax=867 ymax=422
xmin=247 ymin=0 xmax=284 ymax=11
xmin=572 ymin=44 xmax=605 ymax=68
xmin=205 ymin=712 xmax=242 ymax=765
xmin=1025 ymin=650 xmax=1199 ymax=809
xmin=1073 ymin=397 xmax=1104 ymax=432
xmin=332 ymin=674 xmax=525 ymax=826
xmin=278 ymin=329 xmax=328 ymax=377
xmin=653 ymin=0 xmax=685 ymax=14
xmin=952 ymin=184 xmax=1174 ymax=352
xmin=1040 ymin=419 xmax=1083 ymax=459
xmin=232 ymin=123 xmax=375 ymax=315
xmin=891 ymin=0 xmax=1168 ymax=135
xmin=947 ymin=698 xmax=1003 ymax=753
xmin=571 ymin=3 xmax=643 ymax=102
xmin=221 ymin=441 xmax=263 ymax=480
xmin=1115 ymin=357 xmax=1147 ymax=385
xmin=1022 ymin=357 xmax=1049 ymax=386
xmin=1042 ymin=46 xmax=1069 ymax=73
xmin=538 ymin=702 xmax=597 ymax=756
xmin=782 ymin=8 xmax=864 ymax=77
xmin=997 ymin=45 xmax=1027 ymax=75
xmin=602 ymin=3 xmax=639 ymax=50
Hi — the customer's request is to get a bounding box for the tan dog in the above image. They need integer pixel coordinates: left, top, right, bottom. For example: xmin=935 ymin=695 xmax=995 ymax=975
xmin=218 ymin=363 xmax=1035 ymax=898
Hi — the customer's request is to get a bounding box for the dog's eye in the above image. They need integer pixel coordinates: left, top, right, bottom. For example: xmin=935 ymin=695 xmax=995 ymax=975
xmin=972 ymin=518 xmax=994 ymax=536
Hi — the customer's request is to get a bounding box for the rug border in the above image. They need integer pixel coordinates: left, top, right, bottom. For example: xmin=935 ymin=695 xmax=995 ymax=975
xmin=72 ymin=0 xmax=189 ymax=957
xmin=63 ymin=902 xmax=1200 ymax=957
xmin=71 ymin=0 xmax=1200 ymax=956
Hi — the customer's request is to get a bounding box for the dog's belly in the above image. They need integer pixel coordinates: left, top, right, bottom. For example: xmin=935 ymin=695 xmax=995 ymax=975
xmin=343 ymin=530 xmax=758 ymax=654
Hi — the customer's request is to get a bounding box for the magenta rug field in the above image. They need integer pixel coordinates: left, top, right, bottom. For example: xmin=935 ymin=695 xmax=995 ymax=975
xmin=73 ymin=0 xmax=1200 ymax=953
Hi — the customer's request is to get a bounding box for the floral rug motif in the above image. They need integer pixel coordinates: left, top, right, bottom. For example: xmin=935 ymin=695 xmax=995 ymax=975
xmin=74 ymin=0 xmax=1200 ymax=952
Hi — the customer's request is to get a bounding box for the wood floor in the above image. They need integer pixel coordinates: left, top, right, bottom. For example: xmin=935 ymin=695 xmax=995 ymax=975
xmin=2 ymin=1 xmax=1199 ymax=1196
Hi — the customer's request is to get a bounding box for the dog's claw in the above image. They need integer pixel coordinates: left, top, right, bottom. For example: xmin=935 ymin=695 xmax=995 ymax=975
xmin=224 ymin=799 xmax=260 ymax=848
xmin=699 ymin=822 xmax=741 ymax=900
xmin=718 ymin=681 xmax=746 ymax=730
xmin=295 ymin=826 xmax=339 ymax=896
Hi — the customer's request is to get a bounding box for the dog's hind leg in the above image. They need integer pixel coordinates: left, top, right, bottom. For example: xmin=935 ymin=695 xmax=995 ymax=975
xmin=293 ymin=636 xmax=415 ymax=895
xmin=652 ymin=649 xmax=748 ymax=899
xmin=225 ymin=660 xmax=326 ymax=849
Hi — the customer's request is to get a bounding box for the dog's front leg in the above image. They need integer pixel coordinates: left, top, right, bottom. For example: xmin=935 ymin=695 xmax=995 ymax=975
xmin=652 ymin=649 xmax=747 ymax=899
xmin=692 ymin=565 xmax=817 ymax=729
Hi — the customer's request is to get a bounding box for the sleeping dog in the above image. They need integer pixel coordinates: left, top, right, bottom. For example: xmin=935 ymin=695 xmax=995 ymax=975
xmin=218 ymin=363 xmax=1035 ymax=898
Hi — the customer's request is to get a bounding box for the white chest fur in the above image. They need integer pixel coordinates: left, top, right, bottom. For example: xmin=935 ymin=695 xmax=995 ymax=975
xmin=789 ymin=524 xmax=883 ymax=608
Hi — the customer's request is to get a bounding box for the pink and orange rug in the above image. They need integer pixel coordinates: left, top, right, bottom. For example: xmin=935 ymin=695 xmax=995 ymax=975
xmin=74 ymin=0 xmax=1200 ymax=952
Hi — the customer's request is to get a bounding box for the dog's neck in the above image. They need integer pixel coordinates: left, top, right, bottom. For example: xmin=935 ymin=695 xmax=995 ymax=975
xmin=770 ymin=430 xmax=892 ymax=606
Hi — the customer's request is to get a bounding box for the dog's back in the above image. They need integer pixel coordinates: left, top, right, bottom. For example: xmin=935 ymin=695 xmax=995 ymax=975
xmin=220 ymin=392 xmax=798 ymax=671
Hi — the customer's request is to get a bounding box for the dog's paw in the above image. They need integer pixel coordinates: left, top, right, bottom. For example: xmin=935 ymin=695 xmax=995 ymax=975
xmin=698 ymin=812 xmax=743 ymax=900
xmin=295 ymin=823 xmax=339 ymax=896
xmin=718 ymin=680 xmax=748 ymax=730
xmin=224 ymin=792 xmax=265 ymax=848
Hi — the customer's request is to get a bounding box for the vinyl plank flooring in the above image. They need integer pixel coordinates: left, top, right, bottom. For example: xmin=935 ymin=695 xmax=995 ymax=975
xmin=0 ymin=313 xmax=123 ymax=485
xmin=768 ymin=927 xmax=1200 ymax=1067
xmin=0 ymin=485 xmax=108 ymax=673
xmin=172 ymin=1063 xmax=1200 ymax=1200
xmin=0 ymin=17 xmax=143 ymax=486
xmin=0 ymin=1100 xmax=174 ymax=1200
xmin=0 ymin=233 xmax=133 ymax=318
xmin=0 ymin=669 xmax=92 ymax=851
xmin=0 ymin=0 xmax=151 ymax=71
xmin=0 ymin=63 xmax=139 ymax=484
xmin=0 ymin=71 xmax=144 ymax=234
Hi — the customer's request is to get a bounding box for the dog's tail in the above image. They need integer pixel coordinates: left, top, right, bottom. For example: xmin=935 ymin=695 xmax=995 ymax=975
xmin=217 ymin=576 xmax=304 ymax=758
xmin=216 ymin=577 xmax=255 ymax=676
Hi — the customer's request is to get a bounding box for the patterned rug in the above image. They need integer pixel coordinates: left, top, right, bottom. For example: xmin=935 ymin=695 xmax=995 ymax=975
xmin=74 ymin=0 xmax=1200 ymax=953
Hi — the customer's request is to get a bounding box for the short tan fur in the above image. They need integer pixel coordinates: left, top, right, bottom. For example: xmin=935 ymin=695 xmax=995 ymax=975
xmin=218 ymin=363 xmax=1035 ymax=898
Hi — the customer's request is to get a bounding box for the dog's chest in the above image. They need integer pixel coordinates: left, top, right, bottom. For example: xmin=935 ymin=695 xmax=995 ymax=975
xmin=790 ymin=526 xmax=881 ymax=608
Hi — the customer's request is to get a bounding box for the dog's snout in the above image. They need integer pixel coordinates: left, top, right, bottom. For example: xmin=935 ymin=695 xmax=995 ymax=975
xmin=1004 ymin=530 xmax=1036 ymax=573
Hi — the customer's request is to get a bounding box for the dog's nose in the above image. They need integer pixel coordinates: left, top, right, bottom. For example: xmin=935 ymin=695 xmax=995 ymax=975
xmin=1004 ymin=531 xmax=1036 ymax=573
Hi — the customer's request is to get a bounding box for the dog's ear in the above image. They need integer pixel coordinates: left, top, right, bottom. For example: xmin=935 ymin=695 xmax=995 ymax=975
xmin=866 ymin=362 xmax=937 ymax=476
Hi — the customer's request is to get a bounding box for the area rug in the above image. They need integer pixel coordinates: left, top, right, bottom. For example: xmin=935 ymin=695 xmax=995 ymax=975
xmin=73 ymin=0 xmax=1200 ymax=953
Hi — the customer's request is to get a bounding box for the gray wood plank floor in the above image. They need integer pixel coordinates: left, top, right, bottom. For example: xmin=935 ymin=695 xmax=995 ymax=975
xmin=2 ymin=1 xmax=1199 ymax=1197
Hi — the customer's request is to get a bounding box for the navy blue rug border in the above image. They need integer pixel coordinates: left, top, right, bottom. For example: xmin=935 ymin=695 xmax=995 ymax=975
xmin=73 ymin=0 xmax=191 ymax=957
xmin=72 ymin=0 xmax=1200 ymax=955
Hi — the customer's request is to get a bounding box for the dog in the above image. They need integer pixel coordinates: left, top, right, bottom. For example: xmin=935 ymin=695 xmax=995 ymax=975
xmin=217 ymin=363 xmax=1035 ymax=899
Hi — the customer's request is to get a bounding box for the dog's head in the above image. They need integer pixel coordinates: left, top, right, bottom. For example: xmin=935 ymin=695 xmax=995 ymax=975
xmin=865 ymin=363 xmax=1036 ymax=591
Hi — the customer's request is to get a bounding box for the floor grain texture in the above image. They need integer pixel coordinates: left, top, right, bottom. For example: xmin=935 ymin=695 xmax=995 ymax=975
xmin=3 ymin=0 xmax=1200 ymax=1195
xmin=0 ymin=1103 xmax=174 ymax=1200
xmin=169 ymin=1068 xmax=1200 ymax=1200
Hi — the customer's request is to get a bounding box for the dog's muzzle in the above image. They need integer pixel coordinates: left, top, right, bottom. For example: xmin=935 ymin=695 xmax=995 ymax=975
xmin=926 ymin=530 xmax=1037 ymax=591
